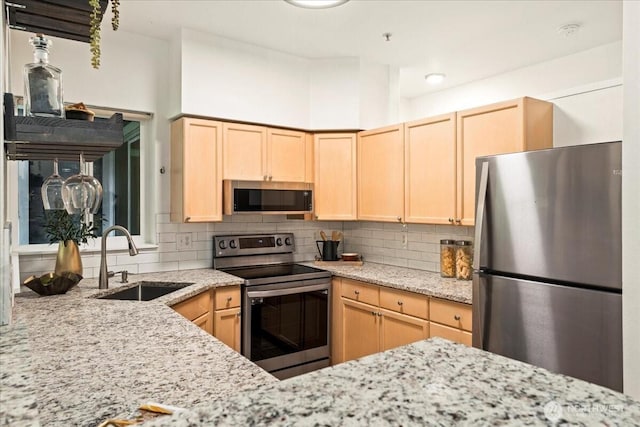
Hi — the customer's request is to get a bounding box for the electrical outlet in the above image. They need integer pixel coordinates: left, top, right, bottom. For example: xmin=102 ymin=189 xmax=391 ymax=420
xmin=177 ymin=232 xmax=193 ymax=251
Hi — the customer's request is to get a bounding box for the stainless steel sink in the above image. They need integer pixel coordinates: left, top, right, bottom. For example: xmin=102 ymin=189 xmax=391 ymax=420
xmin=97 ymin=281 xmax=194 ymax=301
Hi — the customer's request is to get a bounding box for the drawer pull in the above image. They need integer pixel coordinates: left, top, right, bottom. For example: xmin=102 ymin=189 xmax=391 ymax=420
xmin=371 ymin=311 xmax=376 ymax=316
xmin=236 ymin=311 xmax=241 ymax=318
xmin=397 ymin=300 xmax=403 ymax=306
xmin=226 ymin=296 xmax=233 ymax=303
xmin=454 ymin=314 xmax=461 ymax=321
xmin=354 ymin=290 xmax=360 ymax=295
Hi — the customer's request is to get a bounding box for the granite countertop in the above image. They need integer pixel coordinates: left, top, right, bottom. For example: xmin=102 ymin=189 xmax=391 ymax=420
xmin=1 ymin=269 xmax=275 ymax=426
xmin=309 ymin=262 xmax=473 ymax=304
xmin=3 ymin=265 xmax=640 ymax=426
xmin=147 ymin=337 xmax=640 ymax=426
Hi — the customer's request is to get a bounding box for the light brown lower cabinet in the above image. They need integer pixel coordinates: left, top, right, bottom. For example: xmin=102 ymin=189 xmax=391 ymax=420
xmin=214 ymin=307 xmax=241 ymax=352
xmin=171 ymin=286 xmax=241 ymax=352
xmin=172 ymin=289 xmax=214 ymax=335
xmin=428 ymin=297 xmax=473 ymax=346
xmin=333 ymin=277 xmax=471 ymax=365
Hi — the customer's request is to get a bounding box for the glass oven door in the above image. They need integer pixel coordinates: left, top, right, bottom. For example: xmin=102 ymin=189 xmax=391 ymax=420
xmin=243 ymin=279 xmax=330 ymax=374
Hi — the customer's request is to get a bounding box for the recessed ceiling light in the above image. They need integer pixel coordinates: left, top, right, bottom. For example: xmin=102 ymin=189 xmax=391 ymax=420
xmin=425 ymin=73 xmax=446 ymax=85
xmin=285 ymin=0 xmax=350 ymax=9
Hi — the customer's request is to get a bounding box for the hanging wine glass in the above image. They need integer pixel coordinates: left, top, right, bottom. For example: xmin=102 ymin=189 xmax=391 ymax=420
xmin=41 ymin=158 xmax=66 ymax=210
xmin=62 ymin=153 xmax=102 ymax=214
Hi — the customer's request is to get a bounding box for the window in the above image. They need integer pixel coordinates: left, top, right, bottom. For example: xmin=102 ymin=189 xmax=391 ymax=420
xmin=18 ymin=120 xmax=141 ymax=245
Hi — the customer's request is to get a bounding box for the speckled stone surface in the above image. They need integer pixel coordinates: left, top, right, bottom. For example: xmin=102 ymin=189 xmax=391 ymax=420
xmin=310 ymin=262 xmax=473 ymax=304
xmin=146 ymin=337 xmax=640 ymax=426
xmin=0 ymin=321 xmax=40 ymax=427
xmin=3 ymin=269 xmax=274 ymax=427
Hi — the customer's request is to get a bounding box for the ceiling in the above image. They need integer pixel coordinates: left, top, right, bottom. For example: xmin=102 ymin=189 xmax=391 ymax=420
xmin=118 ymin=0 xmax=622 ymax=99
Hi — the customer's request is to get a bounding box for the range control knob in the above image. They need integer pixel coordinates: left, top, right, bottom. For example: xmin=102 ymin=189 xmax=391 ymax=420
xmin=218 ymin=240 xmax=227 ymax=250
xmin=276 ymin=238 xmax=283 ymax=246
xmin=229 ymin=240 xmax=237 ymax=249
xmin=285 ymin=237 xmax=292 ymax=246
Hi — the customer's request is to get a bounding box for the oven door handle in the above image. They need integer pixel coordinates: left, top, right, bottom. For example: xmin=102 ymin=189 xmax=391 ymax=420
xmin=247 ymin=283 xmax=329 ymax=298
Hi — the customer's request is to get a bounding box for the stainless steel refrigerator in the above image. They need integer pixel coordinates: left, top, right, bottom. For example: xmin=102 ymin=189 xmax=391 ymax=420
xmin=472 ymin=141 xmax=622 ymax=392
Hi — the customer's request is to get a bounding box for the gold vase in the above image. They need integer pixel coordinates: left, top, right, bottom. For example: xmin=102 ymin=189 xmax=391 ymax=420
xmin=55 ymin=240 xmax=83 ymax=276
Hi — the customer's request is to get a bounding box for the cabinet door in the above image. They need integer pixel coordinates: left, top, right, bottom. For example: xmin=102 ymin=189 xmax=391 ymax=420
xmin=314 ymin=133 xmax=357 ymax=220
xmin=456 ymin=98 xmax=552 ymax=225
xmin=341 ymin=298 xmax=380 ymax=363
xmin=404 ymin=114 xmax=456 ymax=224
xmin=170 ymin=118 xmax=223 ymax=222
xmin=193 ymin=312 xmax=214 ymax=335
xmin=267 ymin=128 xmax=307 ymax=182
xmin=357 ymin=124 xmax=404 ymax=222
xmin=429 ymin=322 xmax=472 ymax=346
xmin=379 ymin=308 xmax=429 ymax=352
xmin=223 ymin=123 xmax=267 ymax=181
xmin=214 ymin=308 xmax=241 ymax=352
xmin=172 ymin=289 xmax=212 ymax=322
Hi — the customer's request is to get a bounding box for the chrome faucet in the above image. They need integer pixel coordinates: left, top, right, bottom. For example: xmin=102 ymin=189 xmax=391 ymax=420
xmin=99 ymin=225 xmax=139 ymax=289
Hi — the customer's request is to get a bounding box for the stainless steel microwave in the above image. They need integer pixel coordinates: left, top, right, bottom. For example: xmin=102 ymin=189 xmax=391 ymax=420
xmin=223 ymin=180 xmax=313 ymax=215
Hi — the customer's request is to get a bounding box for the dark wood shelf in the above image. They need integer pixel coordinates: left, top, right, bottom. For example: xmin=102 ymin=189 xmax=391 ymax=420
xmin=7 ymin=0 xmax=109 ymax=44
xmin=4 ymin=94 xmax=124 ymax=161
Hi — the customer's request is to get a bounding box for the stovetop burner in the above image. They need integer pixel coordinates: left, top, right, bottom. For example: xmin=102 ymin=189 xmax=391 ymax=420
xmin=220 ymin=263 xmax=325 ymax=280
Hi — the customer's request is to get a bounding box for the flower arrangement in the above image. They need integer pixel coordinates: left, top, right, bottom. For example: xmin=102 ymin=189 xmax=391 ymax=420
xmin=43 ymin=210 xmax=98 ymax=246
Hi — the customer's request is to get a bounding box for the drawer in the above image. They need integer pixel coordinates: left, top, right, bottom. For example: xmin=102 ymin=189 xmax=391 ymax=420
xmin=341 ymin=279 xmax=379 ymax=306
xmin=429 ymin=298 xmax=472 ymax=332
xmin=380 ymin=287 xmax=428 ymax=319
xmin=215 ymin=286 xmax=241 ymax=309
xmin=172 ymin=290 xmax=212 ymax=321
xmin=430 ymin=322 xmax=472 ymax=346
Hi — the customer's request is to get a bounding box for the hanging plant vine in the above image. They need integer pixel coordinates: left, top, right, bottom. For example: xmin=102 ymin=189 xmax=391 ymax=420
xmin=89 ymin=0 xmax=120 ymax=69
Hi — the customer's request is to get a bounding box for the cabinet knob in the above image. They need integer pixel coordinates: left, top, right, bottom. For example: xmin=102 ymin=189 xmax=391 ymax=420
xmin=371 ymin=311 xmax=376 ymax=316
xmin=236 ymin=311 xmax=241 ymax=318
xmin=455 ymin=219 xmax=461 ymax=224
xmin=397 ymin=300 xmax=403 ymax=306
xmin=263 ymin=175 xmax=268 ymax=181
xmin=397 ymin=216 xmax=402 ymax=222
xmin=354 ymin=290 xmax=360 ymax=295
xmin=448 ymin=217 xmax=454 ymax=223
xmin=377 ymin=312 xmax=382 ymax=317
xmin=185 ymin=216 xmax=191 ymax=222
xmin=454 ymin=314 xmax=461 ymax=321
xmin=227 ymin=296 xmax=233 ymax=303
xmin=269 ymin=175 xmax=273 ymax=181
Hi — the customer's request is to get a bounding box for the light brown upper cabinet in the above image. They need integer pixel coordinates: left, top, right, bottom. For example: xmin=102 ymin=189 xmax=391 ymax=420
xmin=222 ymin=123 xmax=310 ymax=182
xmin=357 ymin=124 xmax=404 ymax=222
xmin=222 ymin=123 xmax=267 ymax=181
xmin=314 ymin=133 xmax=357 ymax=220
xmin=404 ymin=113 xmax=457 ymax=224
xmin=268 ymin=128 xmax=311 ymax=182
xmin=171 ymin=118 xmax=223 ymax=223
xmin=456 ymin=97 xmax=553 ymax=225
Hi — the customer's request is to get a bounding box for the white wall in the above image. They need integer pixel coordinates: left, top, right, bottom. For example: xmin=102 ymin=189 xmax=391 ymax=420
xmin=622 ymin=0 xmax=640 ymax=400
xmin=403 ymin=41 xmax=623 ymax=147
xmin=358 ymin=61 xmax=397 ymax=130
xmin=1 ymin=8 xmax=12 ymax=325
xmin=178 ymin=29 xmax=311 ymax=129
xmin=309 ymin=57 xmax=359 ymax=129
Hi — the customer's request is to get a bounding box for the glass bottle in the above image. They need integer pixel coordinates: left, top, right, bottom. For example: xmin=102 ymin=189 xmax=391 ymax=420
xmin=439 ymin=239 xmax=456 ymax=278
xmin=455 ymin=240 xmax=473 ymax=280
xmin=24 ymin=34 xmax=64 ymax=118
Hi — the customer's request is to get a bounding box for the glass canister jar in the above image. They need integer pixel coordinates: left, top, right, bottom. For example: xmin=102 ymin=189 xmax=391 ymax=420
xmin=455 ymin=240 xmax=473 ymax=280
xmin=440 ymin=239 xmax=456 ymax=278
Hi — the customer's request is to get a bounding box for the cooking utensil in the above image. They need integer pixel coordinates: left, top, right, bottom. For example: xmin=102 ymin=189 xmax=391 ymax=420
xmin=316 ymin=240 xmax=340 ymax=261
xmin=320 ymin=231 xmax=328 ymax=241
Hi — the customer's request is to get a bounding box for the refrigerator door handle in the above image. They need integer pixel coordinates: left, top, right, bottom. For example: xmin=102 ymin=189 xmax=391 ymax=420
xmin=473 ymin=161 xmax=489 ymax=271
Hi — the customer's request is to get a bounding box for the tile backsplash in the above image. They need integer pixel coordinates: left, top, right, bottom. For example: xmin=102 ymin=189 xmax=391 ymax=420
xmin=17 ymin=214 xmax=336 ymax=283
xmin=17 ymin=215 xmax=473 ymax=282
xmin=342 ymin=221 xmax=474 ymax=273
